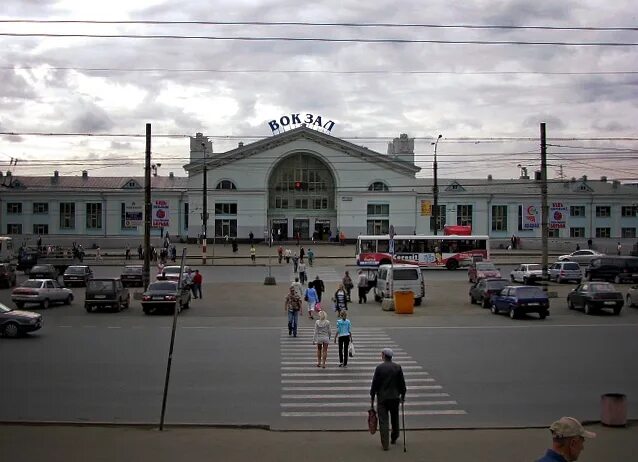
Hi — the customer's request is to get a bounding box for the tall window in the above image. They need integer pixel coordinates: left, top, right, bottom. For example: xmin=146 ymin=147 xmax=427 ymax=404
xmin=7 ymin=203 xmax=22 ymax=214
xmin=432 ymin=205 xmax=446 ymax=232
xmin=367 ymin=203 xmax=389 ymax=235
xmin=59 ymin=203 xmax=76 ymax=229
xmin=120 ymin=203 xmax=136 ymax=229
xmin=214 ymin=202 xmax=237 ymax=238
xmin=595 ymin=227 xmax=611 ymax=238
xmin=214 ymin=203 xmax=237 ymax=215
xmin=86 ymin=203 xmax=102 ymax=229
xmin=368 ymin=181 xmax=389 ymax=191
xmin=570 ymin=227 xmax=585 ymax=238
xmin=184 ymin=203 xmax=189 ymax=230
xmin=595 ymin=206 xmax=611 ymax=217
xmin=621 ymin=206 xmax=637 ymax=217
xmin=6 ymin=224 xmax=22 ymax=234
xmin=33 ymin=224 xmax=49 ymax=235
xmin=33 ymin=202 xmax=49 ymax=214
xmin=548 ymin=229 xmax=560 ymax=238
xmin=491 ymin=205 xmax=508 ymax=231
xmin=570 ymin=206 xmax=585 ymax=217
xmin=216 ymin=180 xmax=237 ymax=190
xmin=622 ymin=227 xmax=636 ymax=238
xmin=457 ymin=205 xmax=473 ymax=227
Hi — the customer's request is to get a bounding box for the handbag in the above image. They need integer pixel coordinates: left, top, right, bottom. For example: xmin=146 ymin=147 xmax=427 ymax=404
xmin=368 ymin=408 xmax=378 ymax=434
xmin=348 ymin=340 xmax=355 ymax=358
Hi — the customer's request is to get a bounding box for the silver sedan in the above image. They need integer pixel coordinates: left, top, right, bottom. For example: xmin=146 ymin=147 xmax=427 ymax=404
xmin=557 ymin=250 xmax=604 ymax=265
xmin=11 ymin=279 xmax=74 ymax=309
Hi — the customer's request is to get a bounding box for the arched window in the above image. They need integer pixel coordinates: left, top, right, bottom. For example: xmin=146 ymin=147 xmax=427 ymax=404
xmin=216 ymin=180 xmax=237 ymax=190
xmin=368 ymin=181 xmax=389 ymax=191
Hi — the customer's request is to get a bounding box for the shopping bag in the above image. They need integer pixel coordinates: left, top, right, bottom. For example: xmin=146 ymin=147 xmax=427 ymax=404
xmin=348 ymin=341 xmax=355 ymax=358
xmin=315 ymin=302 xmax=321 ymax=312
xmin=368 ymin=408 xmax=378 ymax=434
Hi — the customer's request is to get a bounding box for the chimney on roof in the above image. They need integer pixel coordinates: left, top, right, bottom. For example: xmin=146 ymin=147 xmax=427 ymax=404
xmin=487 ymin=174 xmax=493 ymax=181
xmin=82 ymin=170 xmax=88 ymax=179
xmin=6 ymin=171 xmax=11 ymax=177
xmin=169 ymin=172 xmax=174 ymax=179
xmin=612 ymin=180 xmax=620 ymax=189
xmin=387 ymin=133 xmax=415 ymax=165
xmin=600 ymin=176 xmax=607 ymax=182
xmin=238 ymin=142 xmax=244 ymax=148
xmin=51 ymin=170 xmax=59 ymax=184
xmin=190 ymin=132 xmax=212 ymax=164
xmin=582 ymin=175 xmax=587 ymax=181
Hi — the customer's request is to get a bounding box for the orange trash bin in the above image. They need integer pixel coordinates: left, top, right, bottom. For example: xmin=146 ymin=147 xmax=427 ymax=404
xmin=394 ymin=290 xmax=414 ymax=314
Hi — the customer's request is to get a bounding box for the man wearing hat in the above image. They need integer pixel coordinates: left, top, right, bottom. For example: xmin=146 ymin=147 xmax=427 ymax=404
xmin=370 ymin=348 xmax=406 ymax=451
xmin=536 ymin=416 xmax=596 ymax=462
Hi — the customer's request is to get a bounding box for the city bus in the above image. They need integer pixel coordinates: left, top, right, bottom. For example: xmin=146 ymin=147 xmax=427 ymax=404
xmin=356 ymin=234 xmax=490 ymax=270
xmin=0 ymin=236 xmax=15 ymax=262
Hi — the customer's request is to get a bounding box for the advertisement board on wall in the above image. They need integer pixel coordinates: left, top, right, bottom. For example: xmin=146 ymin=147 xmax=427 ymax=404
xmin=522 ymin=204 xmax=540 ymax=229
xmin=152 ymin=199 xmax=170 ymax=228
xmin=549 ymin=202 xmax=568 ymax=229
xmin=124 ymin=203 xmax=143 ymax=228
xmin=420 ymin=200 xmax=432 ymax=216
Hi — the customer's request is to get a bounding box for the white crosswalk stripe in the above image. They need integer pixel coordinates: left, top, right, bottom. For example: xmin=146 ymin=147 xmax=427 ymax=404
xmin=280 ymin=327 xmax=466 ymax=421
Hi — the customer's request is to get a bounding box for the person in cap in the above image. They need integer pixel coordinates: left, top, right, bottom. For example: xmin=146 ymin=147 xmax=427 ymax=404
xmin=536 ymin=416 xmax=596 ymax=462
xmin=284 ymin=286 xmax=302 ymax=337
xmin=370 ymin=347 xmax=406 ymax=451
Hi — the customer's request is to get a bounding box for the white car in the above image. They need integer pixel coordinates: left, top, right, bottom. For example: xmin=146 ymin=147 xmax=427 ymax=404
xmin=157 ymin=265 xmax=192 ymax=282
xmin=510 ymin=264 xmax=544 ymax=284
xmin=557 ymin=250 xmax=604 ymax=265
xmin=11 ymin=279 xmax=74 ymax=309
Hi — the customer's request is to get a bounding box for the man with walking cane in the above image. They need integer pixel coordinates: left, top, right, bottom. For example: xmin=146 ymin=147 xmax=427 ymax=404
xmin=370 ymin=348 xmax=407 ymax=451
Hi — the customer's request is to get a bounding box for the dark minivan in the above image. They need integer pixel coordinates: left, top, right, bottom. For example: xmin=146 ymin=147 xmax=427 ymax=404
xmin=585 ymin=256 xmax=638 ymax=283
xmin=85 ymin=278 xmax=130 ymax=312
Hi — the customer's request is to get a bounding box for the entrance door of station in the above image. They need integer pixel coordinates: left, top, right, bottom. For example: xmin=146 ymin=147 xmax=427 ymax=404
xmin=293 ymin=219 xmax=310 ymax=240
xmin=314 ymin=220 xmax=331 ymax=241
xmin=272 ymin=220 xmax=288 ymax=240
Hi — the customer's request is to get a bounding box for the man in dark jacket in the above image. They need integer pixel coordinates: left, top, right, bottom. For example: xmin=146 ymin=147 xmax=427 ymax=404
xmin=370 ymin=348 xmax=407 ymax=451
xmin=313 ymin=275 xmax=325 ymax=302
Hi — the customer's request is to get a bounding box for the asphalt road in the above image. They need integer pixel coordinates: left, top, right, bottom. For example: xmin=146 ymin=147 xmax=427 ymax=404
xmin=1 ymin=264 xmax=637 ymax=430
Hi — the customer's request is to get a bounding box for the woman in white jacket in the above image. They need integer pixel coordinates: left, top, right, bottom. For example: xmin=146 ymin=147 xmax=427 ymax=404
xmin=313 ymin=310 xmax=332 ymax=368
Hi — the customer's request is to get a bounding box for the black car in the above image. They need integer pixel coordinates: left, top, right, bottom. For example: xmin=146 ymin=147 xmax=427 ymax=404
xmin=85 ymin=278 xmax=130 ymax=312
xmin=63 ymin=265 xmax=93 ymax=287
xmin=141 ymin=281 xmax=191 ymax=315
xmin=0 ymin=301 xmax=42 ymax=337
xmin=120 ymin=265 xmax=144 ymax=287
xmin=469 ymin=278 xmax=508 ymax=308
xmin=585 ymin=256 xmax=638 ymax=284
xmin=567 ymin=282 xmax=624 ymax=315
xmin=0 ymin=263 xmax=17 ymax=288
xmin=28 ymin=264 xmax=58 ymax=280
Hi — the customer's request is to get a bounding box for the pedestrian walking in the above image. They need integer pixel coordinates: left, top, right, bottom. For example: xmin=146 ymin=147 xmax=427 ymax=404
xmin=535 ymin=416 xmax=595 ymax=462
xmin=304 ymin=282 xmax=319 ymax=319
xmin=617 ymin=241 xmax=622 ymax=255
xmin=339 ymin=230 xmax=345 ymax=245
xmin=587 ymin=238 xmax=593 ymax=249
xmin=313 ymin=275 xmax=325 ymax=302
xmin=334 ymin=310 xmax=352 ymax=367
xmin=191 ymin=269 xmax=203 ymax=299
xmin=232 ymin=238 xmax=238 ymax=253
xmin=138 ymin=244 xmax=143 ymax=260
xmin=291 ymin=277 xmax=304 ymax=300
xmin=342 ymin=271 xmax=354 ymax=302
xmin=299 ymin=247 xmax=305 ymax=262
xmin=285 ymin=248 xmax=291 ymax=264
xmin=576 ymin=243 xmax=580 ymax=251
xmin=125 ymin=245 xmax=131 ymax=260
xmin=307 ymin=248 xmax=314 ymax=266
xmin=95 ymin=246 xmax=102 ymax=261
xmin=357 ymin=270 xmax=368 ymax=304
xmin=333 ymin=283 xmax=348 ymax=314
xmin=292 ymin=253 xmax=299 ymax=273
xmin=250 ymin=245 xmax=256 ymax=264
xmin=249 ymin=231 xmax=254 ymax=245
xmin=284 ymin=286 xmax=302 ymax=337
xmin=298 ymin=260 xmax=307 ymax=285
xmin=370 ymin=348 xmax=407 ymax=451
xmin=277 ymin=245 xmax=284 ymax=264
xmin=182 ymin=268 xmax=194 ymax=292
xmin=312 ymin=310 xmax=332 ymax=368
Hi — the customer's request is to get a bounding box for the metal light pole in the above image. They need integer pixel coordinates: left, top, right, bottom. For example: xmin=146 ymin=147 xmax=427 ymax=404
xmin=201 ymin=143 xmax=208 ymax=265
xmin=432 ymin=134 xmax=443 ymax=236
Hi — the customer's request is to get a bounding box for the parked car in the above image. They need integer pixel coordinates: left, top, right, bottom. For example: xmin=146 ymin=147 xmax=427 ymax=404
xmin=469 ymin=278 xmax=508 ymax=308
xmin=468 ymin=261 xmax=501 ymax=283
xmin=373 ymin=264 xmax=425 ymax=305
xmin=510 ymin=264 xmax=543 ymax=284
xmin=627 ymin=286 xmax=638 ymax=307
xmin=157 ymin=265 xmax=191 ymax=282
xmin=557 ymin=249 xmax=604 ymax=265
xmin=28 ymin=264 xmax=58 ymax=280
xmin=85 ymin=278 xmax=130 ymax=312
xmin=548 ymin=261 xmax=583 ymax=284
xmin=62 ymin=265 xmax=93 ymax=287
xmin=0 ymin=263 xmax=17 ymax=288
xmin=141 ymin=280 xmax=191 ymax=315
xmin=11 ymin=279 xmax=74 ymax=309
xmin=120 ymin=265 xmax=144 ymax=287
xmin=490 ymin=285 xmax=550 ymax=319
xmin=567 ymin=282 xmax=624 ymax=315
xmin=584 ymin=256 xmax=638 ymax=283
xmin=0 ymin=301 xmax=42 ymax=337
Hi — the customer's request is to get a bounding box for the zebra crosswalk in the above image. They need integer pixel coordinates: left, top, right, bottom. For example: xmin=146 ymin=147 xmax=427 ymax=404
xmin=280 ymin=327 xmax=466 ymax=421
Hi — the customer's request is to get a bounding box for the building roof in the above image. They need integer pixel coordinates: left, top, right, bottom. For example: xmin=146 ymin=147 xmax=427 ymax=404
xmin=184 ymin=126 xmax=421 ymax=176
xmin=1 ymin=174 xmax=187 ymax=192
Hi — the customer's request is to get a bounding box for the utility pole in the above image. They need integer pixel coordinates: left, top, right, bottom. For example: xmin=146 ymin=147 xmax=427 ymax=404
xmin=540 ymin=123 xmax=549 ymax=287
xmin=143 ymin=123 xmax=152 ymax=289
xmin=432 ymin=134 xmax=443 ymax=236
xmin=201 ymin=142 xmax=208 ymax=265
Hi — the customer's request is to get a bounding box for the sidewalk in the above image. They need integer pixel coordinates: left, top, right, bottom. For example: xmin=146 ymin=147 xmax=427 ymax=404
xmin=1 ymin=423 xmax=635 ymax=462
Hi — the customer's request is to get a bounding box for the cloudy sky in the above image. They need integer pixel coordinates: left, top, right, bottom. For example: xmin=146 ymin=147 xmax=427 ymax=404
xmin=0 ymin=0 xmax=636 ymax=182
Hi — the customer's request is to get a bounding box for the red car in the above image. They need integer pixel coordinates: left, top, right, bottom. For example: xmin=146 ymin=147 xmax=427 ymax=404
xmin=468 ymin=261 xmax=502 ymax=283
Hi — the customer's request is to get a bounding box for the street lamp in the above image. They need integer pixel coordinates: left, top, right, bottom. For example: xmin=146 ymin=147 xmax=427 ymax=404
xmin=432 ymin=134 xmax=443 ymax=236
xmin=151 ymin=163 xmax=162 ymax=176
xmin=201 ymin=143 xmax=208 ymax=264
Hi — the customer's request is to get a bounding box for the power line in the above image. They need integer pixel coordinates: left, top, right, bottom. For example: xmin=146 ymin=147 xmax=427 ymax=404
xmin=1 ymin=32 xmax=637 ymax=46
xmin=1 ymin=19 xmax=636 ymax=32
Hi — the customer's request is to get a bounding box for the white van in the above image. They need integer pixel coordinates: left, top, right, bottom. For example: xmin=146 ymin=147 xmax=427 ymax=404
xmin=373 ymin=264 xmax=425 ymax=306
